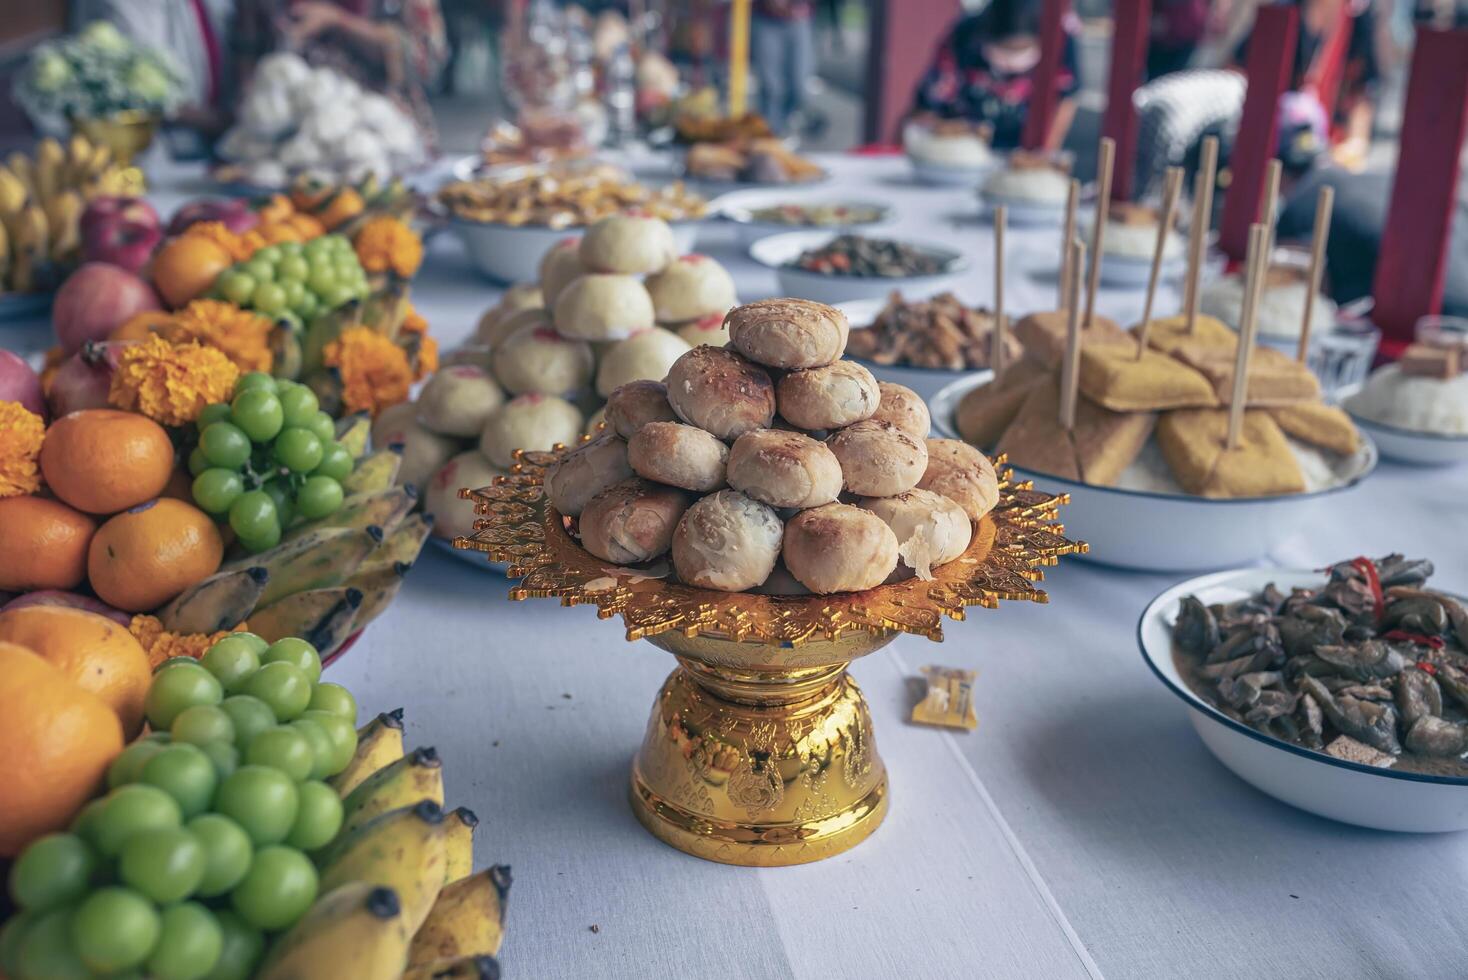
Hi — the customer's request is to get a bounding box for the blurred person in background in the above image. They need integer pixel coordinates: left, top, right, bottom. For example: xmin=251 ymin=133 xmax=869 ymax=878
xmin=910 ymin=0 xmax=1080 ymax=152
xmin=751 ymin=0 xmax=816 ymax=134
xmin=234 ymin=0 xmax=448 ymax=146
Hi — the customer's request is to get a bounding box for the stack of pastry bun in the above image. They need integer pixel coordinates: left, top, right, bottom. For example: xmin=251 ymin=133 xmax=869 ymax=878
xmin=401 ymin=212 xmax=740 ymax=543
xmin=543 ymin=298 xmax=1001 ymax=595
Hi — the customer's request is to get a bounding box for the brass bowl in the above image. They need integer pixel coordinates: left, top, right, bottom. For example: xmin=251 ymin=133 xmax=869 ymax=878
xmin=70 ymin=110 xmax=158 ymax=167
xmin=458 ymin=447 xmax=1083 ymax=865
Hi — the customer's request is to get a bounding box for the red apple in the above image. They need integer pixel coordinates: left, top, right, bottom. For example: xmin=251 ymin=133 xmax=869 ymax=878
xmin=80 ymin=196 xmax=160 ymax=240
xmin=167 ymin=197 xmax=259 ymax=237
xmin=52 ymin=262 xmax=162 ymax=353
xmin=82 ymin=217 xmax=163 ymax=274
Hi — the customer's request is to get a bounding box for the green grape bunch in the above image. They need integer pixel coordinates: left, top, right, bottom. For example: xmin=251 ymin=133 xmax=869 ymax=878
xmin=213 ymin=235 xmax=369 ymax=328
xmin=2 ymin=635 xmax=360 ymax=980
xmin=188 ymin=373 xmax=350 ymax=553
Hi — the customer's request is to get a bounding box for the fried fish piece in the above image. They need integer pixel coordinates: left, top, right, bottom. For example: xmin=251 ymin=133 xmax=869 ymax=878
xmin=996 ymin=375 xmax=1155 ymax=486
xmin=1268 ymin=402 xmax=1361 ymax=456
xmin=1156 ymin=409 xmax=1306 ymax=498
xmin=955 ymin=358 xmax=1050 ymax=448
xmin=1013 ymin=310 xmax=1128 ymax=368
xmin=1078 ymin=342 xmax=1219 ymax=411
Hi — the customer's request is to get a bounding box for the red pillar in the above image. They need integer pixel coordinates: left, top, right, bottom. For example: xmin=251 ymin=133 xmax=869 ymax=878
xmin=1218 ymin=4 xmax=1299 ymax=261
xmin=1020 ymin=0 xmax=1068 ymax=151
xmin=1372 ymin=27 xmax=1468 ymax=358
xmin=862 ymin=0 xmax=961 ymax=145
xmin=1102 ymin=0 xmax=1151 ymax=201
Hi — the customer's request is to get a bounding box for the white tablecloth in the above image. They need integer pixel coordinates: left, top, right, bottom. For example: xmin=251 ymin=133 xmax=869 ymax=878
xmin=9 ymin=155 xmax=1468 ymax=980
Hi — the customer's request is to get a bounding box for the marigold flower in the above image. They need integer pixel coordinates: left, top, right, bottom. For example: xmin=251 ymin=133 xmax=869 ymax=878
xmin=415 ymin=335 xmax=439 ymax=380
xmin=401 ymin=304 xmax=428 ymax=335
xmin=325 ymin=326 xmax=413 ymax=417
xmin=109 ymin=334 xmax=240 ymax=426
xmin=354 ymin=216 xmax=423 ymax=278
xmin=129 ymin=615 xmax=252 ymax=668
xmin=183 ymin=220 xmax=252 ymax=262
xmin=0 ymin=400 xmax=45 ymax=497
xmin=167 ymin=299 xmax=274 ymax=373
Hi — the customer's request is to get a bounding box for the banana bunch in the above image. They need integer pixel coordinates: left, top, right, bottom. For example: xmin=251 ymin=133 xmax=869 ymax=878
xmin=0 ymin=134 xmax=136 ymax=294
xmin=256 ymin=709 xmax=510 ymax=980
xmin=157 ymin=414 xmax=434 ymax=653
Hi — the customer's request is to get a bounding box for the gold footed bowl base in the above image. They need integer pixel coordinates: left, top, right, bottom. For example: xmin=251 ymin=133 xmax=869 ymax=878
xmin=629 ymin=632 xmax=892 ymax=867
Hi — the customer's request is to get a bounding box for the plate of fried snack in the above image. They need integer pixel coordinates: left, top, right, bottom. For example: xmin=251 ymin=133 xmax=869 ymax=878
xmin=1140 ymin=557 xmax=1468 ymax=831
xmin=838 ymin=294 xmax=1019 ymax=400
xmin=531 ymin=298 xmax=1000 ymax=597
xmin=435 ymin=167 xmax=709 ymax=282
xmin=933 ymin=226 xmax=1375 ymax=571
xmin=683 ymin=138 xmax=829 ymax=190
xmin=712 ymin=188 xmax=891 ymax=247
xmin=1344 ymin=316 xmax=1468 ymax=466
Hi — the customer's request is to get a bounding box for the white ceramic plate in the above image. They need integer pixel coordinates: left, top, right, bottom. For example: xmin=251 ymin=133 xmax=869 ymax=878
xmin=907 ymin=155 xmax=999 ymax=187
xmin=930 ymin=375 xmax=1378 ymax=572
xmin=1348 ymin=412 xmax=1468 ymax=467
xmin=451 ymin=218 xmax=701 ymax=284
xmin=711 ymin=189 xmax=892 ymax=248
xmin=977 ymin=189 xmax=1068 ymax=227
xmin=1139 ymin=568 xmax=1468 ymax=832
xmin=749 ymin=230 xmax=968 ymax=306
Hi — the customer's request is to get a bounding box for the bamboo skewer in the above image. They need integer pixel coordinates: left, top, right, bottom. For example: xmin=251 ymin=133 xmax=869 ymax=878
xmin=1297 ymin=184 xmax=1335 ymax=363
xmin=1083 ymin=137 xmax=1116 ymax=331
xmin=1060 ymin=237 xmax=1086 ymax=431
xmin=992 ymin=204 xmax=1008 ymax=379
xmin=1260 ymin=158 xmax=1283 ymax=257
xmin=1226 ymin=224 xmax=1268 ymax=450
xmin=1058 ymin=178 xmax=1080 ymax=310
xmin=1185 ymin=136 xmax=1219 ymax=333
xmin=1136 ymin=166 xmax=1185 ymax=359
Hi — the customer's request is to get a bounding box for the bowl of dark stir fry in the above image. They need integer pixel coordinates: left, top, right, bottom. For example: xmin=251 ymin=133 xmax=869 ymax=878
xmin=750 ymin=231 xmax=966 ymax=304
xmin=1139 ymin=556 xmax=1468 ymax=831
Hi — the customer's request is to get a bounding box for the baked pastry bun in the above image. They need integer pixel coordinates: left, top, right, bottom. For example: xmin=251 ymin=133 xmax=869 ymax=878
xmin=726 ymin=429 xmax=842 ymax=509
xmin=826 ymin=419 xmax=928 ymax=497
xmin=538 ymin=237 xmax=588 ymax=307
xmin=604 ymin=380 xmax=678 ymax=439
xmin=673 ymin=310 xmax=733 ymax=348
xmin=416 ymin=364 xmax=505 ymax=438
xmin=857 ymin=489 xmax=971 ymax=579
xmin=492 ymin=320 xmax=595 ymax=396
xmin=553 ymin=274 xmax=656 ymax=341
xmin=425 ymin=450 xmax=505 ymax=541
xmin=477 ymin=305 xmax=548 ymax=351
xmin=595 ymin=327 xmax=692 ymax=397
xmin=782 ymin=503 xmax=898 ymax=594
xmin=579 ymin=213 xmax=678 ymax=275
xmin=627 ymin=421 xmax=729 ymax=492
xmin=664 ymin=345 xmax=776 ymax=441
xmin=544 ymin=434 xmax=634 ymax=516
xmin=727 ymin=298 xmax=849 ymax=369
xmin=580 ymin=478 xmax=691 ymax=564
xmin=917 ymin=438 xmax=999 ymax=522
xmin=478 ymin=393 xmax=583 ymax=468
xmin=671 ymin=490 xmax=784 ymax=592
xmin=645 ymin=254 xmax=738 ymax=322
xmin=371 ymin=401 xmax=458 ymax=491
xmin=475 ymin=283 xmax=544 ymax=348
xmin=776 ymin=360 xmax=880 ymax=431
xmin=872 ymin=382 xmax=930 ymax=440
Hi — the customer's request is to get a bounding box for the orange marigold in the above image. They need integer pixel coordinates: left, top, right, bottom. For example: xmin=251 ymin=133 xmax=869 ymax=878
xmin=129 ymin=615 xmax=252 ymax=668
xmin=354 ymin=216 xmax=423 ymax=278
xmin=0 ymin=400 xmax=45 ymax=497
xmin=184 ymin=220 xmax=252 ymax=262
xmin=109 ymin=334 xmax=240 ymax=427
xmin=401 ymin=304 xmax=428 ymax=334
xmin=415 ymin=335 xmax=439 ymax=380
xmin=325 ymin=326 xmax=413 ymax=417
xmin=168 ymin=299 xmax=275 ymax=373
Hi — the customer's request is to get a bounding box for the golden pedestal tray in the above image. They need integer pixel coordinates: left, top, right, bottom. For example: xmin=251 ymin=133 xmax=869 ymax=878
xmin=458 ymin=447 xmax=1084 ymax=866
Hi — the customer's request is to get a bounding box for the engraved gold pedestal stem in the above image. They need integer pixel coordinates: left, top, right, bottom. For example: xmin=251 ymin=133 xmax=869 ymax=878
xmin=630 ymin=631 xmax=894 ymax=867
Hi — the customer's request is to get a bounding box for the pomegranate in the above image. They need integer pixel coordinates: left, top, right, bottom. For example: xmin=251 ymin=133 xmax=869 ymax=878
xmin=52 ymin=262 xmax=162 ymax=353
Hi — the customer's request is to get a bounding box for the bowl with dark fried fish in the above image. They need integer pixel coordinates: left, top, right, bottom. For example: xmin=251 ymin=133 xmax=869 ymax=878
xmin=1139 ymin=556 xmax=1468 ymax=831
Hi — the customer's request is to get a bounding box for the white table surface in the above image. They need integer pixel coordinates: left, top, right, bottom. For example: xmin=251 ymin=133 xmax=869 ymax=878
xmin=8 ymin=154 xmax=1468 ymax=980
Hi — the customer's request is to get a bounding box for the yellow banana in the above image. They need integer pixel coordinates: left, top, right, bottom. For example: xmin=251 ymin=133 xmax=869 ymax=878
xmin=317 ymin=801 xmax=449 ymax=934
xmin=285 ymin=485 xmax=415 ymax=541
xmin=340 ymin=445 xmax=403 ymax=495
xmin=0 ymin=167 xmax=26 ymax=216
xmin=6 ymin=153 xmax=35 ymax=196
xmin=340 ymin=747 xmax=444 ymax=836
xmin=333 ymin=411 xmax=372 ymax=459
xmin=65 ymin=133 xmax=91 ymax=184
xmin=221 ymin=525 xmax=383 ymax=607
xmin=406 ymin=866 xmax=512 ymax=967
xmin=402 ymin=955 xmax=501 ymax=980
xmin=443 ymin=807 xmax=479 ymax=884
xmin=245 ymin=585 xmax=362 ymax=649
xmin=156 ymin=565 xmax=269 ymax=634
xmin=34 ymin=138 xmax=63 ymax=201
xmin=255 ymin=882 xmax=411 ymax=980
xmin=8 ymin=201 xmax=48 ymax=293
xmin=329 ymin=709 xmax=406 ymax=796
xmin=358 ymin=513 xmax=432 ymax=577
xmin=85 ymin=143 xmax=112 ymax=178
xmin=17 ymin=199 xmax=49 ymax=255
xmin=46 ymin=189 xmax=83 ymax=263
xmin=343 ymin=560 xmax=409 ymax=633
xmin=0 ymin=219 xmax=10 ymax=286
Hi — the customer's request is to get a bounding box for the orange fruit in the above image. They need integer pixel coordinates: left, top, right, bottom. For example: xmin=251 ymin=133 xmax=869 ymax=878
xmin=109 ymin=308 xmax=175 ymax=342
xmin=0 ymin=605 xmax=152 ymax=737
xmin=151 ymin=233 xmax=233 ymax=308
xmin=41 ymin=409 xmax=175 ymax=515
xmin=0 ymin=640 xmax=124 ymax=857
xmin=319 ymin=188 xmax=364 ymax=230
xmin=0 ymin=495 xmax=97 ymax=592
xmin=87 ymin=497 xmax=223 ymax=613
xmin=260 ymin=222 xmax=302 ymax=245
xmin=287 ymin=213 xmax=325 ymax=239
xmin=258 ymin=193 xmax=296 ymax=225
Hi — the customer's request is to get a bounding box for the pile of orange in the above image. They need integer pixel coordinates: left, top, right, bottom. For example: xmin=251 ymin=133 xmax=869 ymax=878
xmin=2 ymin=408 xmax=224 ymax=612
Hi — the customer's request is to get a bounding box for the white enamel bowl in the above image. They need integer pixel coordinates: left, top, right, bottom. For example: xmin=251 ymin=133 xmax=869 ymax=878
xmin=1139 ymin=568 xmax=1468 ymax=832
xmin=451 ymin=218 xmax=700 ymax=284
xmin=836 ymin=297 xmax=988 ymax=402
xmin=749 ymin=231 xmax=967 ymax=306
xmin=907 ymin=154 xmax=1000 ymax=187
xmin=977 ymin=189 xmax=1068 ymax=227
xmin=710 ymin=188 xmax=893 ymax=248
xmin=1096 ymin=250 xmax=1186 ymax=289
xmin=930 ymin=375 xmax=1378 ymax=572
xmin=1346 ymin=413 xmax=1468 ymax=467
